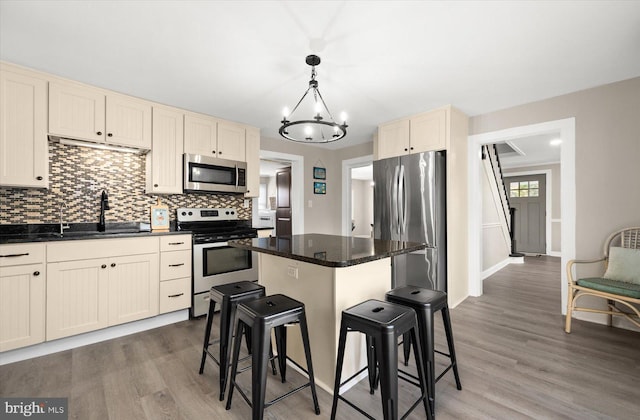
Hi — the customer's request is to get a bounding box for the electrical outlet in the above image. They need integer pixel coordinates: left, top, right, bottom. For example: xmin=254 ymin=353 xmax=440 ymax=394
xmin=287 ymin=266 xmax=298 ymax=279
xmin=308 ymin=200 xmax=313 ymax=208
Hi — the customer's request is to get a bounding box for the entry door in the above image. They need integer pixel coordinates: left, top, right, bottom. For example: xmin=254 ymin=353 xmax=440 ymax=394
xmin=276 ymin=167 xmax=292 ymax=236
xmin=507 ymin=174 xmax=546 ymax=254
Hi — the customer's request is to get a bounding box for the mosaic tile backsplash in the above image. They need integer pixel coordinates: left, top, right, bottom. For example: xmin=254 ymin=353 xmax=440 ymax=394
xmin=0 ymin=142 xmax=251 ymax=224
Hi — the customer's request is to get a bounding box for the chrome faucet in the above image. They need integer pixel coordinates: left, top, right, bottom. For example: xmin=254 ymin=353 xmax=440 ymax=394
xmin=59 ymin=203 xmax=70 ymax=235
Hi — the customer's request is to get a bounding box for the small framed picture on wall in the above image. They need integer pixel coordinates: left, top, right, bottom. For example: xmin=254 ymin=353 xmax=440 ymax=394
xmin=313 ymin=181 xmax=326 ymax=194
xmin=313 ymin=166 xmax=326 ymax=180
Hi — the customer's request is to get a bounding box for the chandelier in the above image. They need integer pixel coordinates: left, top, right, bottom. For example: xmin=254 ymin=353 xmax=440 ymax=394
xmin=279 ymin=55 xmax=348 ymax=143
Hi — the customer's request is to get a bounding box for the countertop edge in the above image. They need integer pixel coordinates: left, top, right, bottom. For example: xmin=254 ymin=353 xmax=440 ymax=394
xmin=0 ymin=230 xmax=191 ymax=245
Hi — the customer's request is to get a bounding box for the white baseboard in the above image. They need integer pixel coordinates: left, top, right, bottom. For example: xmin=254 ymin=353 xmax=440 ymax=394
xmin=548 ymin=251 xmax=561 ymax=257
xmin=0 ymin=310 xmax=189 ymax=366
xmin=481 ymin=258 xmax=510 ymax=280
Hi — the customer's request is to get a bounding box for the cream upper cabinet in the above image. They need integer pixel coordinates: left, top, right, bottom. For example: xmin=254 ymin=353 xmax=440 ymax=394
xmin=244 ymin=126 xmax=260 ymax=198
xmin=184 ymin=112 xmax=217 ymax=156
xmin=105 ymin=93 xmax=152 ymax=149
xmin=409 ymin=108 xmax=447 ymax=153
xmin=375 ymin=107 xmax=448 ymax=160
xmin=217 ymin=121 xmax=246 ymax=162
xmin=377 ymin=119 xmax=410 ymax=160
xmin=49 ymin=81 xmax=152 ymax=149
xmin=184 ymin=113 xmax=246 ymax=162
xmin=0 ymin=67 xmax=49 ymax=188
xmin=0 ymin=243 xmax=46 ymax=351
xmin=146 ymin=106 xmax=184 ymax=194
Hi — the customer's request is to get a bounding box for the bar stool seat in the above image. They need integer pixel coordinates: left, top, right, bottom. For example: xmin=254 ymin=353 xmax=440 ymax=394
xmin=386 ymin=286 xmax=462 ymax=417
xmin=226 ymin=294 xmax=321 ymax=420
xmin=331 ymin=299 xmax=432 ymax=420
xmin=198 ymin=281 xmax=277 ymax=401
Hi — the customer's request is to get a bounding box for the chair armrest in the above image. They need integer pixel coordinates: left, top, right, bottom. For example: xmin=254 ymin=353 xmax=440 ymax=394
xmin=566 ymin=257 xmax=606 ymax=284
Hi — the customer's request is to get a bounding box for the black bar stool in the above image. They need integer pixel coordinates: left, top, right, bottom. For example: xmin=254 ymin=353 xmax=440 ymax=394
xmin=226 ymin=294 xmax=321 ymax=420
xmin=330 ymin=299 xmax=432 ymax=420
xmin=198 ymin=281 xmax=277 ymax=401
xmin=386 ymin=286 xmax=462 ymax=417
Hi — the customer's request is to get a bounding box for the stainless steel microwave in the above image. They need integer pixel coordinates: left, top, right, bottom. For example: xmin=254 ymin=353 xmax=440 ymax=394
xmin=183 ymin=154 xmax=247 ymax=194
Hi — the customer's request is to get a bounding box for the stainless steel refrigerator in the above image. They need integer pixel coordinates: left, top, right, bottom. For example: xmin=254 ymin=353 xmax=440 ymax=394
xmin=373 ymin=151 xmax=447 ymax=291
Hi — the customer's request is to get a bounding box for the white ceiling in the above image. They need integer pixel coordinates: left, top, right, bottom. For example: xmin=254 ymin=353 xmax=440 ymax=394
xmin=1 ymin=1 xmax=639 ymax=150
xmin=498 ymin=133 xmax=562 ymax=169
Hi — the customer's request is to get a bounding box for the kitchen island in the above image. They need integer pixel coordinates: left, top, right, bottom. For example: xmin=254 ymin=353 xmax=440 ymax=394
xmin=229 ymin=233 xmax=426 ymax=393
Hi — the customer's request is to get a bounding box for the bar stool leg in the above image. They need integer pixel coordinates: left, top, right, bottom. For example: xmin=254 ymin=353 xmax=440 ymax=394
xmin=419 ymin=308 xmax=436 ymax=418
xmin=409 ymin=327 xmax=433 ymax=420
xmin=199 ymin=300 xmax=216 ymax=374
xmin=402 ymin=332 xmax=411 ymax=366
xmin=299 ymin=313 xmax=321 ymax=414
xmin=330 ymin=324 xmax=348 ymax=420
xmin=251 ymin=323 xmax=272 ymax=420
xmin=225 ymin=319 xmax=245 ymax=411
xmin=442 ymin=306 xmax=462 ymax=390
xmin=218 ymin=301 xmax=233 ymax=401
xmin=377 ymin=331 xmax=399 ymax=420
xmin=274 ymin=325 xmax=287 ymax=383
xmin=365 ymin=336 xmax=377 ymax=394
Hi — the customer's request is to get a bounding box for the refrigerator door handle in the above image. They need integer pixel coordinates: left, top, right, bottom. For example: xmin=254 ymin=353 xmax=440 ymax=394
xmin=392 ymin=164 xmax=400 ymax=237
xmin=399 ymin=164 xmax=407 ymax=236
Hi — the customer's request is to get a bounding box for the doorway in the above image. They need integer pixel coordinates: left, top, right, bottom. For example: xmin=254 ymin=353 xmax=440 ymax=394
xmin=468 ymin=118 xmax=575 ymax=315
xmin=506 ymin=174 xmax=546 ymax=254
xmin=276 ymin=167 xmax=292 ymax=236
xmin=255 ymin=151 xmax=304 ymax=236
xmin=341 ymin=155 xmax=374 ymax=236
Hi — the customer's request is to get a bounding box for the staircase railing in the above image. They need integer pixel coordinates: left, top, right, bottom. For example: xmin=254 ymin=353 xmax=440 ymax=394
xmin=482 ymin=144 xmax=522 ymax=256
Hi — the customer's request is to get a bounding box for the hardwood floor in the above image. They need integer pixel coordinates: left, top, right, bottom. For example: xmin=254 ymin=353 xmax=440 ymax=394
xmin=2 ymin=256 xmax=639 ymax=419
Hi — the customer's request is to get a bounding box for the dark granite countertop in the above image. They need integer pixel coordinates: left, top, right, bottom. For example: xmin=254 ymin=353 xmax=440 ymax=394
xmin=229 ymin=233 xmax=428 ymax=268
xmin=0 ymin=222 xmax=191 ymax=244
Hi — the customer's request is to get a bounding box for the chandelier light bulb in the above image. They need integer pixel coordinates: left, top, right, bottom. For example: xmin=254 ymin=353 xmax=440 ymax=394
xmin=282 ymin=107 xmax=290 ymax=118
xmin=314 ymin=102 xmax=322 ymax=115
xmin=340 ymin=112 xmax=348 ymax=124
xmin=305 ymin=125 xmax=313 ymax=136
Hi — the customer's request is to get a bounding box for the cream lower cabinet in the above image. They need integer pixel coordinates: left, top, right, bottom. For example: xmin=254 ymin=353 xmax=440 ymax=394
xmin=46 ymin=237 xmax=159 ymax=341
xmin=0 ymin=243 xmax=46 ymax=351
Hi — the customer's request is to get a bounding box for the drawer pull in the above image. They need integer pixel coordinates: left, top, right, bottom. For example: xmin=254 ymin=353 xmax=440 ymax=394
xmin=169 ymin=263 xmax=185 ymax=267
xmin=0 ymin=253 xmax=29 ymax=258
xmin=168 ymin=293 xmax=184 ymax=298
xmin=33 ymin=271 xmax=40 ymax=276
xmin=111 ymin=263 xmax=116 ymax=268
xmin=101 ymin=264 xmax=107 ymax=269
xmin=168 ymin=242 xmax=185 ymax=245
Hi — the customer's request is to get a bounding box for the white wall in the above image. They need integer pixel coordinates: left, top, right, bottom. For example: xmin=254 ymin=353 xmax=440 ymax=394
xmin=351 ymin=179 xmax=373 ymax=237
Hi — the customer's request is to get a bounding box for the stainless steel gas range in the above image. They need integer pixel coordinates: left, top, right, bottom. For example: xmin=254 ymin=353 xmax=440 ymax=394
xmin=176 ymin=207 xmax=258 ymax=318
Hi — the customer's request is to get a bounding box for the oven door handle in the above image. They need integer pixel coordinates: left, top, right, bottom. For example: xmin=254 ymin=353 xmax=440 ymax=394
xmin=195 ymin=241 xmax=229 ymax=249
xmin=235 ymin=164 xmax=239 ymax=190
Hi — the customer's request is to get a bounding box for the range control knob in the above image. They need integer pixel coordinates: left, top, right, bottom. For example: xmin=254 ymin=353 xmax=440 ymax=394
xmin=181 ymin=211 xmax=187 ymax=216
xmin=188 ymin=211 xmax=193 ymax=216
xmin=230 ymin=211 xmax=235 ymax=215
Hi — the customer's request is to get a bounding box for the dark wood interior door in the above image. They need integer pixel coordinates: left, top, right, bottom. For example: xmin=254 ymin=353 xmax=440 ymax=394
xmin=276 ymin=167 xmax=292 ymax=236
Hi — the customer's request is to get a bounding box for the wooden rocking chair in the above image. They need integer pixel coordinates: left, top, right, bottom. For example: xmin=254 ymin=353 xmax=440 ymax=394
xmin=565 ymin=227 xmax=640 ymax=333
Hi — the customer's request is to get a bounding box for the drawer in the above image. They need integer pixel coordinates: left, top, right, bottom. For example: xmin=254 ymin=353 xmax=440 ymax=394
xmin=47 ymin=237 xmax=158 ymax=262
xmin=160 ymin=235 xmax=191 ymax=252
xmin=0 ymin=243 xmax=45 ymax=267
xmin=160 ymin=250 xmax=192 ymax=280
xmin=159 ymin=277 xmax=191 ymax=313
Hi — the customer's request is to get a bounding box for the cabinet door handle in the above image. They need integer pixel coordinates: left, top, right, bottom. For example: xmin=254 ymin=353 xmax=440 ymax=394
xmin=101 ymin=264 xmax=107 ymax=269
xmin=154 ymin=184 xmax=158 ymax=187
xmin=404 ymin=148 xmax=408 ymax=151
xmin=212 ymin=150 xmax=216 ymax=154
xmin=168 ymin=293 xmax=184 ymax=298
xmin=33 ymin=271 xmax=40 ymax=276
xmin=410 ymin=147 xmax=414 ymax=150
xmin=97 ymin=131 xmax=102 ymax=136
xmin=168 ymin=242 xmax=184 ymax=245
xmin=111 ymin=263 xmax=116 ymax=267
xmin=107 ymin=133 xmax=113 ymax=137
xmin=36 ymin=176 xmax=43 ymax=180
xmin=169 ymin=263 xmax=185 ymax=267
xmin=0 ymin=253 xmax=29 ymax=258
